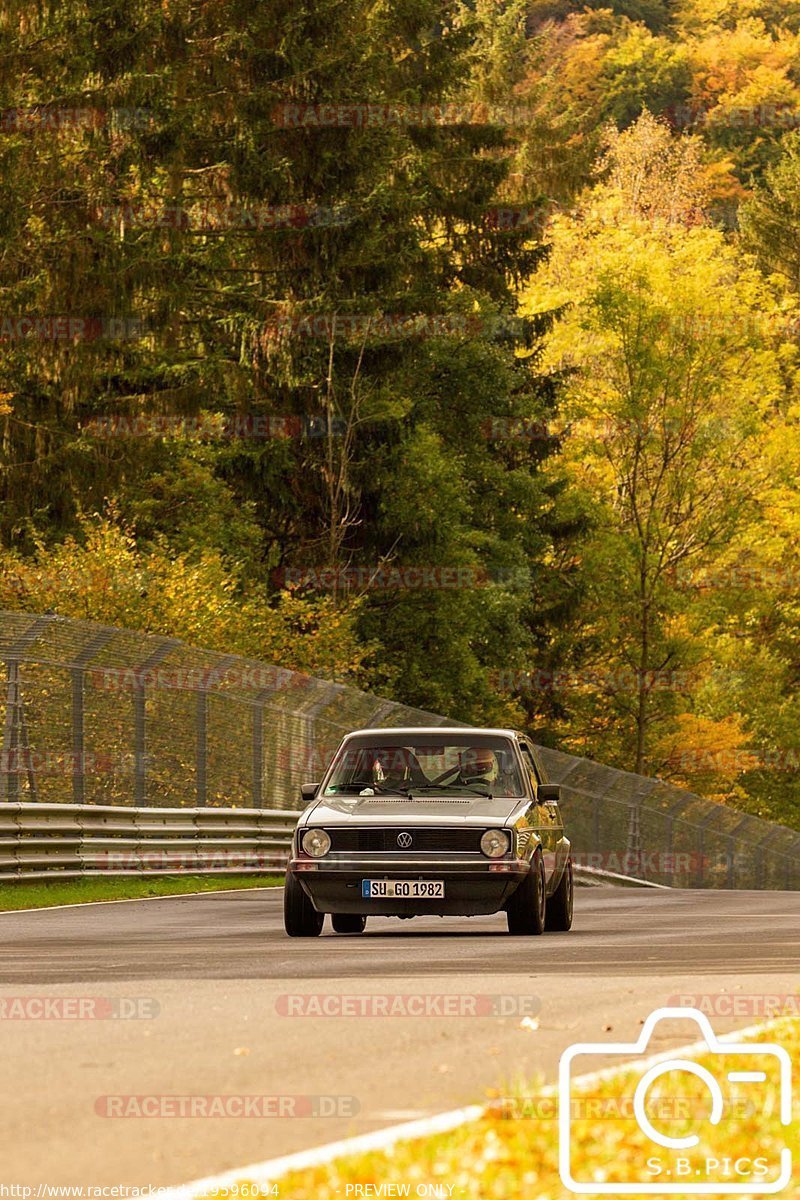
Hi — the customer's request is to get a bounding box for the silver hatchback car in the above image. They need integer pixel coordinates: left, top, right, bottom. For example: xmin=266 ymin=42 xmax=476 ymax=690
xmin=284 ymin=727 xmax=573 ymax=936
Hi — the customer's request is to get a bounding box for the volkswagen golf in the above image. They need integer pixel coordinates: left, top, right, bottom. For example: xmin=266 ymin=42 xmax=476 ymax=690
xmin=283 ymin=727 xmax=573 ymax=937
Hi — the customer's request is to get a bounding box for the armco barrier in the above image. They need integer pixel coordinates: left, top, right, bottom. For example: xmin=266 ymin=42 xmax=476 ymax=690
xmin=0 ymin=802 xmax=295 ymax=880
xmin=1 ymin=610 xmax=798 ymax=889
xmin=0 ymin=801 xmax=658 ymax=886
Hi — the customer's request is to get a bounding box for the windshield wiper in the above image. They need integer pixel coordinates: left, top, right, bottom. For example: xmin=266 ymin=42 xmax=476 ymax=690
xmin=409 ymin=783 xmax=493 ymax=799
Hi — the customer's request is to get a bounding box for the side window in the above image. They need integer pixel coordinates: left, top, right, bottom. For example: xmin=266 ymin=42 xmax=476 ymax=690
xmin=519 ymin=743 xmax=540 ymax=797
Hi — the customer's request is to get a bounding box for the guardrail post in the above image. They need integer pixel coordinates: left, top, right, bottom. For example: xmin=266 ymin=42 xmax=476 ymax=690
xmin=662 ymin=797 xmax=692 ymax=884
xmin=695 ymin=810 xmax=719 ymax=887
xmin=755 ymin=828 xmax=782 ymax=889
xmin=70 ymin=631 xmax=113 ymax=805
xmin=252 ymin=700 xmax=266 ymax=808
xmin=1 ymin=616 xmax=58 ymax=802
xmin=71 ymin=668 xmax=85 ymax=805
xmin=132 ymin=640 xmax=180 ymax=806
xmin=196 ymin=691 xmax=208 ymax=808
xmin=625 ymin=802 xmax=642 ymax=877
xmin=696 ymin=820 xmax=706 ymax=886
xmin=134 ymin=688 xmax=146 ymax=806
xmin=724 ymin=817 xmax=751 ymax=889
xmin=726 ymin=836 xmax=736 ymax=888
xmin=1 ymin=661 xmax=38 ymax=802
xmin=2 ymin=662 xmax=20 ymax=803
xmin=195 ymin=657 xmax=238 ymax=808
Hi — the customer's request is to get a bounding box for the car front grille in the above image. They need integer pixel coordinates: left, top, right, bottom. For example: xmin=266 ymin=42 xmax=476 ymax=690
xmin=327 ymin=827 xmax=484 ymax=853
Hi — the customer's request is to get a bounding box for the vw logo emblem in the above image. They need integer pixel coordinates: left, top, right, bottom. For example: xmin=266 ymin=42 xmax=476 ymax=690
xmin=397 ymin=832 xmax=413 ymax=849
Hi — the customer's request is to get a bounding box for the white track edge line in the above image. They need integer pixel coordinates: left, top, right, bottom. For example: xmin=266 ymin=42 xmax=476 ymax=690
xmin=0 ymin=885 xmax=284 ymax=916
xmin=162 ymin=1104 xmax=486 ymax=1200
xmin=162 ymin=1014 xmax=792 ymax=1199
xmin=0 ymin=873 xmax=634 ymax=917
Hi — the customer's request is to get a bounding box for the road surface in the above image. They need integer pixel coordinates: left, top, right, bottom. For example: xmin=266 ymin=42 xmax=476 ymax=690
xmin=0 ymin=886 xmax=797 ymax=1187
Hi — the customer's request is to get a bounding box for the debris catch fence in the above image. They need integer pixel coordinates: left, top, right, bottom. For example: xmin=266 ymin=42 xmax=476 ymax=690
xmin=1 ymin=611 xmax=797 ymax=889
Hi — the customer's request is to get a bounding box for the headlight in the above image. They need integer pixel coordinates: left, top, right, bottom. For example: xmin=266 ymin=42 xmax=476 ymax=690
xmin=480 ymin=829 xmax=510 ymax=858
xmin=301 ymin=828 xmax=331 ymax=858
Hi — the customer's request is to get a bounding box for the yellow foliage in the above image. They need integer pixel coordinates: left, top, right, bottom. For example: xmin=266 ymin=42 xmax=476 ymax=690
xmin=0 ymin=517 xmax=376 ymax=686
xmin=654 ymin=712 xmax=759 ymax=795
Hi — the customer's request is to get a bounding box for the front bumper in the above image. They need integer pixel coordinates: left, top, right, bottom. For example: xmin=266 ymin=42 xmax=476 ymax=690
xmin=288 ymin=856 xmax=531 ymax=916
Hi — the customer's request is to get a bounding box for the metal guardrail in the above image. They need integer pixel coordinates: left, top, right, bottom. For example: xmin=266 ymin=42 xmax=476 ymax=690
xmin=0 ymin=802 xmax=663 ymax=887
xmin=1 ymin=610 xmax=798 ymax=889
xmin=537 ymin=745 xmax=800 ymax=891
xmin=0 ymin=802 xmax=294 ymax=881
xmin=571 ymin=864 xmax=668 ymax=889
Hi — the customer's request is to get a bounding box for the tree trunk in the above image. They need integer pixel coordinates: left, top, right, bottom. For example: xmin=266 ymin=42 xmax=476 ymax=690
xmin=634 ymin=570 xmax=650 ymax=776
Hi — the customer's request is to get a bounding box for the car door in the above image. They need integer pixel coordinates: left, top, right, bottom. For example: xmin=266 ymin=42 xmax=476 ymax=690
xmin=519 ymin=740 xmax=559 ymax=886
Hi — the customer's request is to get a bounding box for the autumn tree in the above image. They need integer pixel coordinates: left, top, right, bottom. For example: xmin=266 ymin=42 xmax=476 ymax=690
xmin=520 ymin=114 xmax=794 ymax=777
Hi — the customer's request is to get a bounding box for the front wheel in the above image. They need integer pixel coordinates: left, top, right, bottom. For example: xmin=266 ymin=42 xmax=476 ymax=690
xmin=545 ymin=858 xmax=573 ymax=932
xmin=331 ymin=913 xmax=366 ymax=934
xmin=506 ymin=850 xmax=546 ymax=935
xmin=284 ymin=871 xmax=324 ymax=937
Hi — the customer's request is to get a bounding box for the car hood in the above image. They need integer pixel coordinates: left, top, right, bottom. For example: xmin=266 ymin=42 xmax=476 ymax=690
xmin=305 ymin=793 xmax=525 ymax=826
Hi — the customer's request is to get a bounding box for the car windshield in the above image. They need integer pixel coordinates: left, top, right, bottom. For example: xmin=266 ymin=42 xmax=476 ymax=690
xmin=322 ymin=735 xmax=524 ymax=798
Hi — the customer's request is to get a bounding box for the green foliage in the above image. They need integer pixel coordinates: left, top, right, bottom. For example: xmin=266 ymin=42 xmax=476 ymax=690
xmin=596 ymin=23 xmax=693 ymax=126
xmin=0 ymin=0 xmax=567 ymax=725
xmin=740 ymin=129 xmax=800 ymax=288
xmin=2 ymin=0 xmax=800 ymax=831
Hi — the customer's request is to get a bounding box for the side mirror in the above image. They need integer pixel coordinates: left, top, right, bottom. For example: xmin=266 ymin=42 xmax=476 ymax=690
xmin=301 ymin=782 xmax=319 ymax=802
xmin=538 ymin=783 xmax=560 ymax=804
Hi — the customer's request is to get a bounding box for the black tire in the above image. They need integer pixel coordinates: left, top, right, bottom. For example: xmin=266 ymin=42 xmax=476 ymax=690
xmin=331 ymin=913 xmax=367 ymax=934
xmin=506 ymin=849 xmax=546 ymax=935
xmin=283 ymin=871 xmax=324 ymax=937
xmin=545 ymin=858 xmax=573 ymax=932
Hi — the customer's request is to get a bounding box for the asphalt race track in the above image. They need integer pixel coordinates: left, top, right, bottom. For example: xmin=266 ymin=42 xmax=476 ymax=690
xmin=1 ymin=886 xmax=798 ymax=1187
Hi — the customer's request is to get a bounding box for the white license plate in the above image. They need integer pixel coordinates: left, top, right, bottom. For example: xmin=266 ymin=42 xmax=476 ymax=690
xmin=362 ymin=879 xmax=444 ymax=899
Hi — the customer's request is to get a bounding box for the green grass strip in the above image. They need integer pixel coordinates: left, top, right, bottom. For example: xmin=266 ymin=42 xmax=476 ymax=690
xmin=0 ymin=874 xmax=283 ymax=911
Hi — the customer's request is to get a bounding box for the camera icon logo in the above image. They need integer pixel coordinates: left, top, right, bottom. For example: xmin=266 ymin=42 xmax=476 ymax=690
xmin=559 ymin=1007 xmax=792 ymax=1194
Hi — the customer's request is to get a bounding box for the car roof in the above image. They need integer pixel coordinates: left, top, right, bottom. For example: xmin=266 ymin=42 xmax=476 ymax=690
xmin=341 ymin=726 xmax=521 ymax=741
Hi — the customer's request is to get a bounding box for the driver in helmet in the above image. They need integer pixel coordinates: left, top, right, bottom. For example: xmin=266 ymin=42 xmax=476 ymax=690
xmin=457 ymin=746 xmax=497 ymax=787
